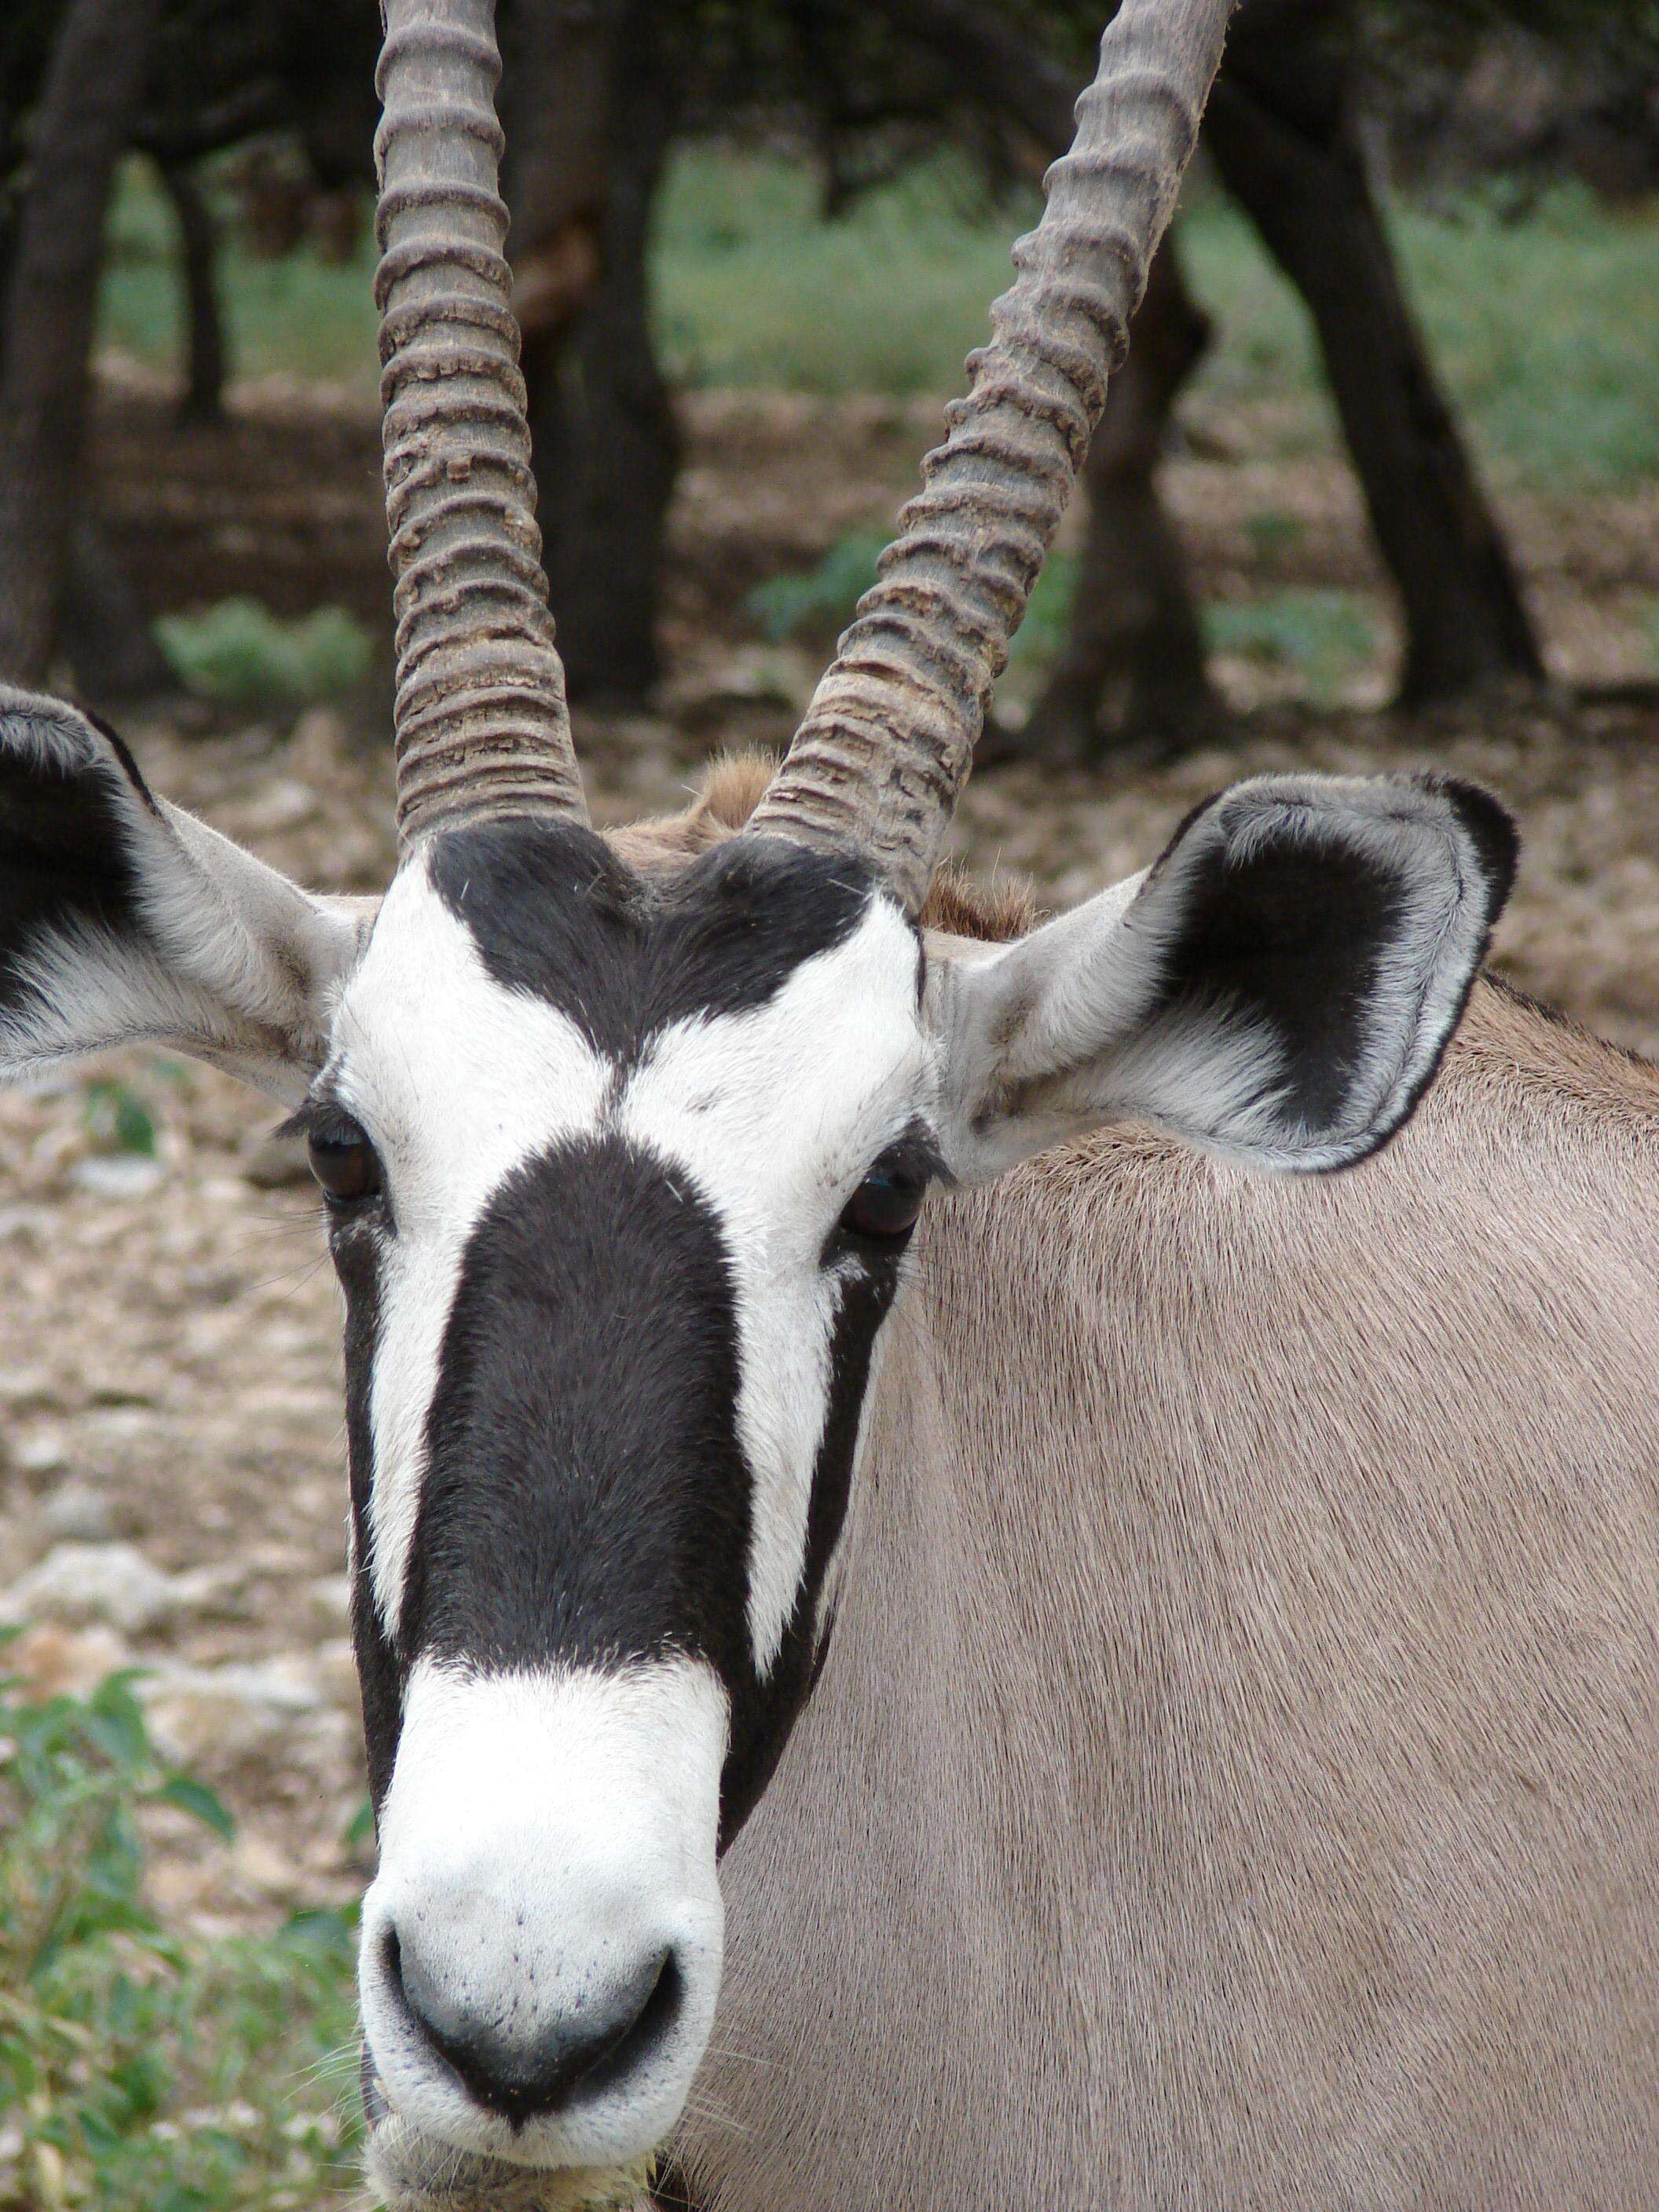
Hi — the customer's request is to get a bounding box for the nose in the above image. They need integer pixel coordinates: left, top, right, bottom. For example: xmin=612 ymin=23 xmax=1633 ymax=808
xmin=358 ymin=1659 xmax=728 ymax=2169
xmin=385 ymin=1921 xmax=684 ymax=2130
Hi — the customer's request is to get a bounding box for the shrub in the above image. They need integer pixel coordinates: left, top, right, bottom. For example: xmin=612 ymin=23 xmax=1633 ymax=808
xmin=0 ymin=1653 xmax=363 ymax=2210
xmin=156 ymin=601 xmax=374 ymax=709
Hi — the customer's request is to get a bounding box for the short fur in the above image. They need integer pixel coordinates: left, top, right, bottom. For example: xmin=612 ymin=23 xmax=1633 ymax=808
xmin=679 ymin=976 xmax=1659 ymax=2212
xmin=622 ymin=766 xmax=1659 ymax=2212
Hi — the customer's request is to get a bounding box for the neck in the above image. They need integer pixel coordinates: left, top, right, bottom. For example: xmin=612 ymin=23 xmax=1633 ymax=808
xmin=694 ymin=980 xmax=1659 ymax=2210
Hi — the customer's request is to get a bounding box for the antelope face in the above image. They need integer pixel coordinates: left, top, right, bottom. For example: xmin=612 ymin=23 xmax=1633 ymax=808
xmin=325 ymin=822 xmax=931 ymax=2181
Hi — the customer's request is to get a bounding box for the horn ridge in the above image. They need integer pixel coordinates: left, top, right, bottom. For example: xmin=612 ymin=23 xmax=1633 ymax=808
xmin=752 ymin=0 xmax=1235 ymax=913
xmin=375 ymin=0 xmax=588 ymax=842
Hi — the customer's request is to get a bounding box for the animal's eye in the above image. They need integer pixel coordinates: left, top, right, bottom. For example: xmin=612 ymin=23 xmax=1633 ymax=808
xmin=840 ymin=1155 xmax=929 ymax=1243
xmin=308 ymin=1122 xmax=383 ymax=1210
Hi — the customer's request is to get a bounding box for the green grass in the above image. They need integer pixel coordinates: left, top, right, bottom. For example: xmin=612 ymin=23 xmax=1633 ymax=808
xmin=156 ymin=599 xmax=375 ymax=707
xmin=101 ymin=159 xmax=380 ymax=392
xmin=1204 ymin=588 xmax=1379 ymax=700
xmin=657 ymin=152 xmax=1659 ymax=488
xmin=0 ymin=1653 xmax=363 ymax=2210
xmin=97 ymin=149 xmax=1659 ymax=493
xmin=1181 ymin=179 xmax=1659 ymax=488
xmin=654 ymin=149 xmax=1034 ymax=396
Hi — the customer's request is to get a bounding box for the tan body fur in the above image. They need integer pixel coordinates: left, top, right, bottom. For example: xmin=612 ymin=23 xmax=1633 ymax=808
xmin=623 ymin=777 xmax=1659 ymax=2210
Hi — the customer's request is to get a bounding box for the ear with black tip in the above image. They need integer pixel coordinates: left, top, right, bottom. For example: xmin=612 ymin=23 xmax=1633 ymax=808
xmin=0 ymin=687 xmax=372 ymax=1101
xmin=929 ymin=770 xmax=1517 ymax=1182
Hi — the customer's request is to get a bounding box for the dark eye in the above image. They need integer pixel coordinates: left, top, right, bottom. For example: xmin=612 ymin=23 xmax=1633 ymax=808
xmin=840 ymin=1155 xmax=929 ymax=1243
xmin=308 ymin=1121 xmax=383 ymax=1210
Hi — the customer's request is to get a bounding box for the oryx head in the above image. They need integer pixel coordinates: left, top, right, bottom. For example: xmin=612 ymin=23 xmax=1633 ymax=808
xmin=0 ymin=0 xmax=1514 ymax=2203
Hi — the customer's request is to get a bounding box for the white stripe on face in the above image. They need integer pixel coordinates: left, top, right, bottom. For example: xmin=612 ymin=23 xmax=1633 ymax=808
xmin=617 ymin=893 xmax=929 ymax=1674
xmin=330 ymin=858 xmax=610 ymax=1634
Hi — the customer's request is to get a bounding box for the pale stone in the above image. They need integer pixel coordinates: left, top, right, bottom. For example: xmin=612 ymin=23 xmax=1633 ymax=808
xmin=11 ymin=1429 xmax=69 ymax=1477
xmin=2 ymin=1540 xmax=189 ymax=1634
xmin=40 ymin=1480 xmax=115 ymax=1543
xmin=71 ymin=1154 xmax=167 ymax=1200
xmin=304 ymin=1573 xmax=353 ymax=1636
xmin=9 ymin=1620 xmax=133 ymax=1698
xmin=144 ymin=1654 xmax=326 ymax=1766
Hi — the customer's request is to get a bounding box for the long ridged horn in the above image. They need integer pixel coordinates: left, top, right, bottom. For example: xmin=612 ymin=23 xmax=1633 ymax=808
xmin=375 ymin=0 xmax=588 ymax=840
xmin=750 ymin=0 xmax=1236 ymax=912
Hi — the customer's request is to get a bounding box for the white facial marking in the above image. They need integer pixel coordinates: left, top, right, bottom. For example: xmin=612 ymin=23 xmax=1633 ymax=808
xmin=617 ymin=893 xmax=928 ymax=1673
xmin=361 ymin=1656 xmax=727 ymax=2171
xmin=334 ymin=859 xmax=927 ymax=1665
xmin=335 ymin=859 xmax=609 ymax=1632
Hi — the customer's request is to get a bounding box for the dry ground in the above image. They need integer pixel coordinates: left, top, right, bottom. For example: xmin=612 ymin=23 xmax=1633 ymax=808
xmin=1 ymin=375 xmax=1656 ymax=1930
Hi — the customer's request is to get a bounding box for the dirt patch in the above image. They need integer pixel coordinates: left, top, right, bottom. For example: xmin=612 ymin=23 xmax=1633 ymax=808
xmin=91 ymin=364 xmax=1659 ymax=701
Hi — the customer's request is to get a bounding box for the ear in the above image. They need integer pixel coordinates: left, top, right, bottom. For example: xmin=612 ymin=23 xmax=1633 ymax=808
xmin=929 ymin=771 xmax=1517 ymax=1181
xmin=0 ymin=689 xmax=372 ymax=1103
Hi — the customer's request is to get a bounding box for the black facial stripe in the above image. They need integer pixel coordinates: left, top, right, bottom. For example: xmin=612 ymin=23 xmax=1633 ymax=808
xmin=427 ymin=822 xmax=883 ymax=1065
xmin=719 ymin=1248 xmax=903 ymax=1848
xmin=1148 ymin=796 xmax=1407 ymax=1129
xmin=402 ymin=1135 xmax=756 ymax=1684
xmin=389 ymin=1126 xmax=906 ymax=1837
xmin=0 ymin=734 xmax=141 ymax=1020
xmin=336 ymin=1216 xmax=403 ymax=1810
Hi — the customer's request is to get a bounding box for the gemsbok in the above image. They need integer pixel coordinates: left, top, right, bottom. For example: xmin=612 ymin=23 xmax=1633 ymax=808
xmin=2 ymin=0 xmax=1656 ymax=2204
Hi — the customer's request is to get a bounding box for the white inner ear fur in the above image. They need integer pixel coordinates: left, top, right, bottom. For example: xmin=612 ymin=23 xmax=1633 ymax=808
xmin=927 ymin=773 xmax=1500 ymax=1184
xmin=0 ymin=690 xmax=369 ymax=1098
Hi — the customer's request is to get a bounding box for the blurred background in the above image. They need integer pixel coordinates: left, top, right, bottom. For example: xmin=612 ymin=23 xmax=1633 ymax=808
xmin=0 ymin=1 xmax=1657 ymax=2203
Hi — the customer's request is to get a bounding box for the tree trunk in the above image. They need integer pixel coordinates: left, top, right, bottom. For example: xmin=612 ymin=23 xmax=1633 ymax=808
xmin=160 ymin=159 xmax=225 ymax=423
xmin=511 ymin=0 xmax=682 ymax=705
xmin=59 ymin=517 xmax=174 ymax=704
xmin=1203 ymin=8 xmax=1545 ymax=701
xmin=0 ymin=0 xmax=162 ymax=686
xmin=880 ymin=0 xmax=1544 ymax=734
xmin=1018 ymin=232 xmax=1218 ymax=764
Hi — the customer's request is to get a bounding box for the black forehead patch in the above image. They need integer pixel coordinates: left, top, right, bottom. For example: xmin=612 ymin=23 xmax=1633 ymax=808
xmin=427 ymin=821 xmax=890 ymax=1061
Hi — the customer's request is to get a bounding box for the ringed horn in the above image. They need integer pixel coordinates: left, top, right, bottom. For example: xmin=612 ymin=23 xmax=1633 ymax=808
xmin=752 ymin=0 xmax=1237 ymax=914
xmin=375 ymin=0 xmax=588 ymax=841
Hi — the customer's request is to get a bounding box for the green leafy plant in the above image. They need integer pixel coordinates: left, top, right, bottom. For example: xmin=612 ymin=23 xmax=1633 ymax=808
xmin=745 ymin=530 xmax=886 ymax=643
xmin=0 ymin=1653 xmax=364 ymax=2210
xmin=156 ymin=601 xmax=374 ymax=710
xmin=81 ymin=1081 xmax=159 ymax=1159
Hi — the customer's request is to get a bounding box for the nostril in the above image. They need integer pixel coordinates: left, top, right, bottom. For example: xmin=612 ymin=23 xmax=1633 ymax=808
xmin=383 ymin=1922 xmax=683 ymax=2129
xmin=578 ymin=1946 xmax=682 ymax=2101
